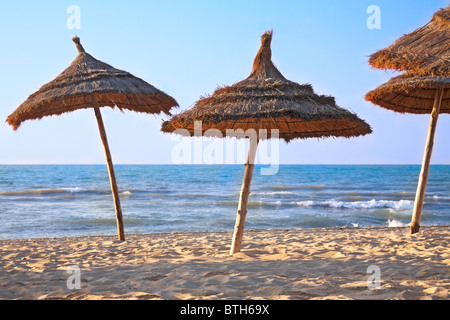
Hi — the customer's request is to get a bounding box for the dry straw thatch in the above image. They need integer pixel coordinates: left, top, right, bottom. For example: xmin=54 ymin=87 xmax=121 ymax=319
xmin=162 ymin=30 xmax=372 ymax=255
xmin=365 ymin=73 xmax=450 ymax=114
xmin=6 ymin=37 xmax=178 ymax=241
xmin=368 ymin=6 xmax=450 ymax=77
xmin=7 ymin=36 xmax=178 ymax=130
xmin=162 ymin=30 xmax=372 ymax=142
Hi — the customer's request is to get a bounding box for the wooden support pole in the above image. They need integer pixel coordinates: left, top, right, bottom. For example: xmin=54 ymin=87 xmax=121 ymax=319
xmin=410 ymin=86 xmax=443 ymax=234
xmin=230 ymin=135 xmax=259 ymax=255
xmin=93 ymin=101 xmax=125 ymax=241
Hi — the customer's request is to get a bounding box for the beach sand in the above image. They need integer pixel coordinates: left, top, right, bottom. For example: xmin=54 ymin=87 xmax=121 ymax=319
xmin=0 ymin=225 xmax=448 ymax=300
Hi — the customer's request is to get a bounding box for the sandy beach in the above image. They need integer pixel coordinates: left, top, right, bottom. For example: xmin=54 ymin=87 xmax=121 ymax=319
xmin=0 ymin=225 xmax=448 ymax=300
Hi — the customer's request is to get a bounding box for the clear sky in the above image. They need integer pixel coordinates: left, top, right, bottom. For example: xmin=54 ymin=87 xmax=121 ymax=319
xmin=0 ymin=0 xmax=448 ymax=165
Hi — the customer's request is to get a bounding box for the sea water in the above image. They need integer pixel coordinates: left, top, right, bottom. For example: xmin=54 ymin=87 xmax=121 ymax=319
xmin=0 ymin=165 xmax=448 ymax=239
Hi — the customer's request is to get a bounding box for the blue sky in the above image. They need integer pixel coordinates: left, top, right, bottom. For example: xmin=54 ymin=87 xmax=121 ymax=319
xmin=0 ymin=0 xmax=448 ymax=164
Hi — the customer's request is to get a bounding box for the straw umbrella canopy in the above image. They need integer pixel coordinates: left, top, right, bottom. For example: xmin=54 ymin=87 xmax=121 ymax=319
xmin=365 ymin=6 xmax=449 ymax=234
xmin=6 ymin=36 xmax=178 ymax=241
xmin=368 ymin=6 xmax=449 ymax=77
xmin=365 ymin=73 xmax=449 ymax=114
xmin=162 ymin=30 xmax=372 ymax=255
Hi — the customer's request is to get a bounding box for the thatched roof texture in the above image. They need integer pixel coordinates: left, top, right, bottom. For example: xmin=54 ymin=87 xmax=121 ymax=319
xmin=368 ymin=5 xmax=450 ymax=77
xmin=365 ymin=73 xmax=450 ymax=114
xmin=365 ymin=5 xmax=450 ymax=114
xmin=7 ymin=36 xmax=178 ymax=130
xmin=162 ymin=30 xmax=372 ymax=142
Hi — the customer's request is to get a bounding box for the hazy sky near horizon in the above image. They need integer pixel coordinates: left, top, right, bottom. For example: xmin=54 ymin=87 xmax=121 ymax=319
xmin=0 ymin=0 xmax=449 ymax=165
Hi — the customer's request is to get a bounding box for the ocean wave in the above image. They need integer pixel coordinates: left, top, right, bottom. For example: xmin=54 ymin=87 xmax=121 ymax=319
xmin=392 ymin=191 xmax=416 ymax=196
xmin=260 ymin=185 xmax=326 ymax=191
xmin=81 ymin=217 xmax=147 ymax=225
xmin=0 ymin=187 xmax=110 ymax=197
xmin=0 ymin=188 xmax=84 ymax=196
xmin=145 ymin=193 xmax=170 ymax=197
xmin=297 ymin=185 xmax=326 ymax=189
xmin=177 ymin=193 xmax=215 ymax=199
xmin=319 ymin=191 xmax=416 ymax=198
xmin=216 ymin=200 xmax=282 ymax=208
xmin=260 ymin=186 xmax=294 ymax=190
xmin=350 ymin=219 xmax=408 ymax=228
xmin=252 ymin=191 xmax=295 ymax=196
xmin=120 ymin=191 xmax=133 ymax=196
xmin=63 ymin=187 xmax=84 ymax=193
xmin=387 ymin=219 xmax=407 ymax=227
xmin=216 ymin=198 xmax=414 ymax=211
xmin=291 ymin=199 xmax=413 ymax=210
xmin=336 ymin=196 xmax=367 ymax=201
xmin=428 ymin=195 xmax=450 ymax=201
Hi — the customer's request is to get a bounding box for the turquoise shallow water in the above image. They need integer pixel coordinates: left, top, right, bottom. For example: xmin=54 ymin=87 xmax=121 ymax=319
xmin=0 ymin=165 xmax=448 ymax=239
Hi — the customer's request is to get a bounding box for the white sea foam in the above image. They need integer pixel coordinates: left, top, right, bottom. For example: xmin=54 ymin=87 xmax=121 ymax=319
xmin=291 ymin=199 xmax=413 ymax=210
xmin=427 ymin=195 xmax=450 ymax=201
xmin=253 ymin=191 xmax=295 ymax=195
xmin=63 ymin=187 xmax=83 ymax=193
xmin=290 ymin=200 xmax=315 ymax=207
xmin=387 ymin=219 xmax=407 ymax=227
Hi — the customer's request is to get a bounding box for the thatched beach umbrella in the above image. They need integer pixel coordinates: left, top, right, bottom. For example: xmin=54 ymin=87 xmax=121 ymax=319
xmin=6 ymin=36 xmax=178 ymax=241
xmin=366 ymin=74 xmax=449 ymax=234
xmin=162 ymin=30 xmax=372 ymax=255
xmin=365 ymin=6 xmax=449 ymax=234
